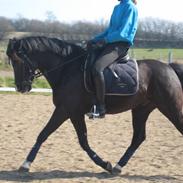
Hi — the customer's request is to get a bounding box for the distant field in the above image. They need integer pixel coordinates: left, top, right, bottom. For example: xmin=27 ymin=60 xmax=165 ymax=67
xmin=0 ymin=41 xmax=183 ymax=87
xmin=0 ymin=40 xmax=183 ymax=71
xmin=130 ymin=48 xmax=183 ymax=62
xmin=1 ymin=32 xmax=183 ymax=65
xmin=0 ymin=76 xmax=50 ymax=88
xmin=0 ymin=43 xmax=9 ymax=70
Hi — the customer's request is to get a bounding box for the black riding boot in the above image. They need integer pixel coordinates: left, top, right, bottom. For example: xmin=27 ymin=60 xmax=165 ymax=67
xmin=92 ymin=72 xmax=106 ymax=118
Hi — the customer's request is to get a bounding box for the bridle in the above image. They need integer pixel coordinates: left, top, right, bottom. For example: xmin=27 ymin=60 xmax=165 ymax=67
xmin=15 ymin=49 xmax=87 ymax=79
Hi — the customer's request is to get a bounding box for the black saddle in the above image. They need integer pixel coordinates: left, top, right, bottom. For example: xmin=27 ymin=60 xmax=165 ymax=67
xmin=84 ymin=55 xmax=139 ymax=96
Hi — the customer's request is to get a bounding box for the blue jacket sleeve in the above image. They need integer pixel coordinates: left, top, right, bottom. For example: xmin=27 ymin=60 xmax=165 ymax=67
xmin=106 ymin=5 xmax=138 ymax=44
xmin=92 ymin=28 xmax=109 ymax=42
xmin=92 ymin=7 xmax=114 ymax=42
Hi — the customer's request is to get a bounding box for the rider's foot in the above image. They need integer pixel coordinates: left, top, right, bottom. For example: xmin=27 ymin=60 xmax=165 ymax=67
xmin=87 ymin=104 xmax=106 ymax=119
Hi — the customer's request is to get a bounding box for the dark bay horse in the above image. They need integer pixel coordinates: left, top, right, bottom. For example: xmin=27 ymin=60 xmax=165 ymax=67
xmin=6 ymin=36 xmax=183 ymax=174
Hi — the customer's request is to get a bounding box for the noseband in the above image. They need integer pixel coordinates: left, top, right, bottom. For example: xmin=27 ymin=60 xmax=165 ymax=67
xmin=16 ymin=51 xmax=43 ymax=79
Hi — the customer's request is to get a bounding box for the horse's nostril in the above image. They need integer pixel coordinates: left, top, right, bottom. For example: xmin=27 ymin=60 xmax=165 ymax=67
xmin=25 ymin=85 xmax=32 ymax=92
xmin=15 ymin=84 xmax=21 ymax=92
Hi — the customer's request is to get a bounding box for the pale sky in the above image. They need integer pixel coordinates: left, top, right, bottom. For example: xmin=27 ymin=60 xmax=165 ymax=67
xmin=0 ymin=0 xmax=183 ymax=23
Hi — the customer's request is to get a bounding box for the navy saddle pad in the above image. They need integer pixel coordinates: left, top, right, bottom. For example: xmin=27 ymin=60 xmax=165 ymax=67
xmin=84 ymin=58 xmax=139 ymax=96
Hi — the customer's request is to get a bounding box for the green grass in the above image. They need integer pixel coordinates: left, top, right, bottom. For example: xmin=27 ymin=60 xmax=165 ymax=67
xmin=0 ymin=44 xmax=11 ymax=70
xmin=0 ymin=77 xmax=14 ymax=87
xmin=0 ymin=91 xmax=51 ymax=96
xmin=0 ymin=44 xmax=183 ymax=70
xmin=32 ymin=78 xmax=50 ymax=88
xmin=0 ymin=76 xmax=50 ymax=88
xmin=0 ymin=62 xmax=11 ymax=70
xmin=129 ymin=48 xmax=183 ymax=61
xmin=1 ymin=46 xmax=182 ymax=69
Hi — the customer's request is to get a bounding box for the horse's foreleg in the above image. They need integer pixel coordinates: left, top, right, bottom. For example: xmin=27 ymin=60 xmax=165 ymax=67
xmin=70 ymin=115 xmax=112 ymax=173
xmin=113 ymin=104 xmax=154 ymax=174
xmin=19 ymin=106 xmax=68 ymax=172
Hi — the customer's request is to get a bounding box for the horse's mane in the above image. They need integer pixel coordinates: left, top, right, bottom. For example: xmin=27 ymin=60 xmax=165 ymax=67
xmin=18 ymin=36 xmax=85 ymax=57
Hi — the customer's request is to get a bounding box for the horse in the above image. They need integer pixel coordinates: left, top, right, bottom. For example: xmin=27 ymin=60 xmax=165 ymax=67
xmin=6 ymin=36 xmax=183 ymax=174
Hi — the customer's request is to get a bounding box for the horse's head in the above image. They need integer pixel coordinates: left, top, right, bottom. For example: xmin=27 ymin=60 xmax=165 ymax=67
xmin=6 ymin=36 xmax=87 ymax=92
xmin=6 ymin=38 xmax=36 ymax=93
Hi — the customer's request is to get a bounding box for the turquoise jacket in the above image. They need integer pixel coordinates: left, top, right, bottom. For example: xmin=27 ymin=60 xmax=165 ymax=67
xmin=93 ymin=0 xmax=138 ymax=45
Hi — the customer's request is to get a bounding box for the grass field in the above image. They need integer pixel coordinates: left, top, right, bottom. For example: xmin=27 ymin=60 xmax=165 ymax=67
xmin=0 ymin=76 xmax=50 ymax=88
xmin=0 ymin=31 xmax=183 ymax=64
xmin=0 ymin=40 xmax=183 ymax=86
xmin=0 ymin=44 xmax=183 ymax=87
xmin=0 ymin=39 xmax=183 ymax=70
xmin=1 ymin=44 xmax=182 ymax=65
xmin=130 ymin=48 xmax=183 ymax=61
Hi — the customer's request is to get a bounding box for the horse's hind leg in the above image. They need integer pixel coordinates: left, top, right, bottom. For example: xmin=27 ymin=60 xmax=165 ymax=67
xmin=113 ymin=103 xmax=155 ymax=174
xmin=70 ymin=115 xmax=112 ymax=173
xmin=156 ymin=90 xmax=183 ymax=135
xmin=153 ymin=69 xmax=183 ymax=135
xmin=19 ymin=106 xmax=68 ymax=172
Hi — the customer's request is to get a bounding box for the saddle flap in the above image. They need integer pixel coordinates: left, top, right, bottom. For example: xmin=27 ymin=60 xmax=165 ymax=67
xmin=104 ymin=59 xmax=139 ymax=95
xmin=84 ymin=57 xmax=139 ymax=96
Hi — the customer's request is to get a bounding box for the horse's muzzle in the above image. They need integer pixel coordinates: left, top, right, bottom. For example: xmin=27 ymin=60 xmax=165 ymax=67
xmin=16 ymin=81 xmax=32 ymax=93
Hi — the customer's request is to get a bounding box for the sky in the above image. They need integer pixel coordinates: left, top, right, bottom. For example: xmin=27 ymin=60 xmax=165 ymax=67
xmin=0 ymin=0 xmax=183 ymax=23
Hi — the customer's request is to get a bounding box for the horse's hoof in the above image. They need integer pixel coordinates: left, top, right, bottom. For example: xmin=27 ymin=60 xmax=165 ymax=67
xmin=18 ymin=166 xmax=29 ymax=173
xmin=104 ymin=161 xmax=113 ymax=174
xmin=112 ymin=166 xmax=122 ymax=175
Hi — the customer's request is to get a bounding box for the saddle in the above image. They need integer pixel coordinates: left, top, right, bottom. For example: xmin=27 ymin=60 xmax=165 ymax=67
xmin=84 ymin=55 xmax=139 ymax=96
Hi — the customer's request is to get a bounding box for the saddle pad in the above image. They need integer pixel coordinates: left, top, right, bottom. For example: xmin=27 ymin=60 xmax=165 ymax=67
xmin=84 ymin=59 xmax=139 ymax=96
xmin=104 ymin=59 xmax=139 ymax=96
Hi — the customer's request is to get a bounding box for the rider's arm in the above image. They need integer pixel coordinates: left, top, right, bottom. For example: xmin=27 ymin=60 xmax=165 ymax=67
xmin=105 ymin=5 xmax=138 ymax=45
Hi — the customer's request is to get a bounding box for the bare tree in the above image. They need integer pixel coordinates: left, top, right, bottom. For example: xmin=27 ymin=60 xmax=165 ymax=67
xmin=45 ymin=11 xmax=57 ymax=22
xmin=0 ymin=17 xmax=15 ymax=32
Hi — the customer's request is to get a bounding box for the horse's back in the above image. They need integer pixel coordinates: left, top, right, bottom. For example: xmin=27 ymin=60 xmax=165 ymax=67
xmin=169 ymin=63 xmax=183 ymax=89
xmin=138 ymin=60 xmax=183 ymax=110
xmin=137 ymin=59 xmax=182 ymax=101
xmin=137 ymin=59 xmax=180 ymax=84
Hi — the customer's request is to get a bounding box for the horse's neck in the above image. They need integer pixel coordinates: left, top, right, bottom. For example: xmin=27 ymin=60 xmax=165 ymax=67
xmin=34 ymin=50 xmax=86 ymax=90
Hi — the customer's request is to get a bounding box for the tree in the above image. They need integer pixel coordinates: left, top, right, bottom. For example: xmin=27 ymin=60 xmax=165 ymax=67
xmin=45 ymin=11 xmax=57 ymax=22
xmin=0 ymin=17 xmax=14 ymax=32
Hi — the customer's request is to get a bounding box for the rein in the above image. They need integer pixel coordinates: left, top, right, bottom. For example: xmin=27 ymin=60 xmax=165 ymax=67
xmin=19 ymin=51 xmax=87 ymax=79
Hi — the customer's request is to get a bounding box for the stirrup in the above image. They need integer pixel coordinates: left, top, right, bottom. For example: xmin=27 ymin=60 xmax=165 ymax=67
xmin=87 ymin=105 xmax=105 ymax=119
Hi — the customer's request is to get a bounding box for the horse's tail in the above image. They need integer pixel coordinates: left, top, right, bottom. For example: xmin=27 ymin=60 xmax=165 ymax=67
xmin=169 ymin=63 xmax=183 ymax=88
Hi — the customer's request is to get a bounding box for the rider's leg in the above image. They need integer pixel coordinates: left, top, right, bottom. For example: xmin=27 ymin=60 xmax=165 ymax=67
xmin=90 ymin=42 xmax=129 ymax=118
xmin=92 ymin=49 xmax=119 ymax=117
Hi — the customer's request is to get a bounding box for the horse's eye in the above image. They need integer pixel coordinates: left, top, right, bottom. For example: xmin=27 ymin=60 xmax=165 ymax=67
xmin=11 ymin=54 xmax=23 ymax=64
xmin=7 ymin=57 xmax=11 ymax=65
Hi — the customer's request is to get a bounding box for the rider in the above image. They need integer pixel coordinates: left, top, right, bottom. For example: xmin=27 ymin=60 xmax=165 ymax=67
xmin=87 ymin=0 xmax=138 ymax=118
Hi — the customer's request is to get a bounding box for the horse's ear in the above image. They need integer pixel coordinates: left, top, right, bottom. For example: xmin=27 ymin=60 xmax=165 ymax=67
xmin=7 ymin=38 xmax=17 ymax=56
xmin=8 ymin=39 xmax=13 ymax=45
xmin=9 ymin=38 xmax=17 ymax=49
xmin=12 ymin=37 xmax=17 ymax=41
xmin=10 ymin=39 xmax=15 ymax=50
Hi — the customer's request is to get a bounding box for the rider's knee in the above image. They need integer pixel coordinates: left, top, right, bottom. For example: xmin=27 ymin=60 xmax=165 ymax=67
xmin=92 ymin=66 xmax=103 ymax=77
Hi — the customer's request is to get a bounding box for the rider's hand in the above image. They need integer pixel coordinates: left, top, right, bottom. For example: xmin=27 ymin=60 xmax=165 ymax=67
xmin=87 ymin=40 xmax=96 ymax=50
xmin=95 ymin=39 xmax=106 ymax=48
xmin=87 ymin=39 xmax=106 ymax=50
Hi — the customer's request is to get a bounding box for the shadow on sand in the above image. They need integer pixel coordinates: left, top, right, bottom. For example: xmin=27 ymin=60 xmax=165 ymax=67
xmin=0 ymin=170 xmax=181 ymax=182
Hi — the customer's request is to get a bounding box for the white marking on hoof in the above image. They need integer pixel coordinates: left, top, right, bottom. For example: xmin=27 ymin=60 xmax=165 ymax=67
xmin=21 ymin=161 xmax=31 ymax=170
xmin=113 ymin=163 xmax=122 ymax=174
xmin=106 ymin=161 xmax=112 ymax=173
xmin=114 ymin=164 xmax=122 ymax=171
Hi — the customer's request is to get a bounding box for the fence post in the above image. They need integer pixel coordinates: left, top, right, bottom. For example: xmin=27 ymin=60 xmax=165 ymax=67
xmin=168 ymin=51 xmax=173 ymax=64
xmin=130 ymin=48 xmax=135 ymax=58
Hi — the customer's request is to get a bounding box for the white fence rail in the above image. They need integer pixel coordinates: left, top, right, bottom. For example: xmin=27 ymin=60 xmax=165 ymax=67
xmin=0 ymin=87 xmax=52 ymax=93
